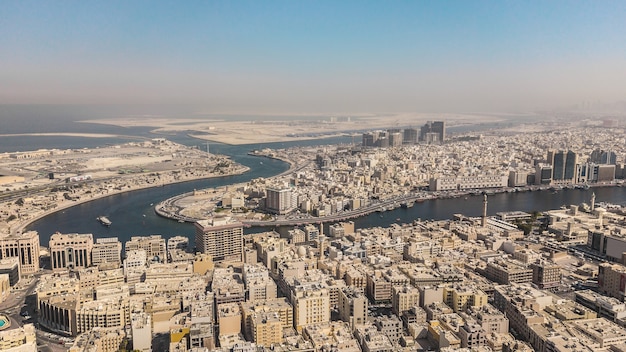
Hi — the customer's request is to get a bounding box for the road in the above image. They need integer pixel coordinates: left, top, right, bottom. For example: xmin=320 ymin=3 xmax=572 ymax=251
xmin=0 ymin=272 xmax=70 ymax=352
xmin=241 ymin=192 xmax=429 ymax=227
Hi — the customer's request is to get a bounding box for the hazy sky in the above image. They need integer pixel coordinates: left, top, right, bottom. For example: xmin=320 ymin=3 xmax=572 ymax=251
xmin=2 ymin=1 xmax=625 ymax=113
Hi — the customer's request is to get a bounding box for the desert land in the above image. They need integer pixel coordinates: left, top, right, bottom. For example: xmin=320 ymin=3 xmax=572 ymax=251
xmin=81 ymin=113 xmax=511 ymax=145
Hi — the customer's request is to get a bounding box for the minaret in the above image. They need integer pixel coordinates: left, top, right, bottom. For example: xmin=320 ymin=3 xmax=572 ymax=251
xmin=591 ymin=192 xmax=596 ymax=212
xmin=482 ymin=194 xmax=488 ymax=227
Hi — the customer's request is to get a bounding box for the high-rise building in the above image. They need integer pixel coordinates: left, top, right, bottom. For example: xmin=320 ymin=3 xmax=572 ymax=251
xmin=403 ymin=128 xmax=419 ymax=144
xmin=376 ymin=134 xmax=389 ymax=148
xmin=362 ymin=132 xmax=378 ymax=147
xmin=550 ymin=150 xmax=578 ymax=182
xmin=49 ymin=233 xmax=93 ymax=271
xmin=535 ymin=163 xmax=553 ymax=185
xmin=0 ymin=230 xmax=40 ymax=275
xmin=420 ymin=121 xmax=445 ymax=144
xmin=388 ymin=132 xmax=403 ymax=147
xmin=591 ymin=149 xmax=617 ymax=165
xmin=195 ymin=218 xmax=243 ymax=263
xmin=565 ymin=150 xmax=578 ymax=180
xmin=265 ymin=187 xmax=294 ymax=215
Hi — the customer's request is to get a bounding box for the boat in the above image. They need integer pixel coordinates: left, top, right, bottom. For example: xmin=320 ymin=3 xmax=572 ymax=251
xmin=97 ymin=216 xmax=112 ymax=227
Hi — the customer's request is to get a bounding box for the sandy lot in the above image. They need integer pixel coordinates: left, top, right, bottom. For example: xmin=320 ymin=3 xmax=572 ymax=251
xmin=82 ymin=113 xmax=505 ymax=145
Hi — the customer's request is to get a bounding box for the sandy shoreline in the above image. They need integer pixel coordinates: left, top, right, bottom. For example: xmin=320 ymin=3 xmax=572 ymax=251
xmin=0 ymin=132 xmax=124 ymax=138
xmin=81 ymin=113 xmax=507 ymax=145
xmin=11 ymin=165 xmax=250 ymax=235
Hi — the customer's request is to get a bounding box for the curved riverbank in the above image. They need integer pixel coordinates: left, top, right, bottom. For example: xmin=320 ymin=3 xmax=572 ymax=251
xmin=25 ymin=152 xmax=291 ymax=246
xmin=11 ymin=164 xmax=250 ymax=235
xmin=154 ymin=178 xmax=626 ymax=228
xmin=154 ymin=152 xmax=306 ymax=223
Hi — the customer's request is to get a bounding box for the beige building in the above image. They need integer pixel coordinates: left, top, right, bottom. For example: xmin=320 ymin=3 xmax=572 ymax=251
xmin=292 ymin=284 xmax=330 ymax=332
xmin=339 ymin=287 xmax=368 ymax=327
xmin=344 ymin=267 xmax=367 ymax=290
xmin=470 ymin=304 xmax=509 ymax=335
xmin=192 ymin=253 xmax=214 ymax=275
xmin=243 ymin=264 xmax=277 ymax=303
xmin=485 ymin=259 xmax=533 ymax=285
xmin=0 ymin=274 xmax=9 ymax=303
xmin=0 ymin=230 xmax=40 ymax=275
xmin=91 ymin=237 xmax=122 ymax=267
xmin=251 ymin=312 xmax=283 ymax=347
xmin=166 ymin=235 xmax=189 ymax=253
xmin=195 ymin=218 xmax=243 ymax=262
xmin=458 ymin=322 xmax=486 ymax=349
xmin=392 ymin=285 xmax=420 ymax=316
xmin=355 ymin=325 xmax=395 ymax=352
xmin=568 ymin=318 xmax=626 ymax=348
xmin=304 ymin=322 xmax=361 ymax=351
xmin=241 ymin=298 xmax=293 ymax=341
xmin=130 ymin=311 xmax=151 ymax=352
xmin=69 ymin=327 xmax=125 ymax=352
xmin=49 ymin=233 xmax=93 ymax=271
xmin=598 ymin=262 xmax=626 ymax=301
xmin=367 ymin=271 xmax=392 ymax=304
xmin=443 ymin=285 xmax=488 ymax=313
xmin=0 ymin=257 xmax=20 ymax=286
xmin=38 ymin=294 xmax=79 ymax=335
xmin=125 ymin=235 xmax=166 ymax=262
xmin=76 ymin=297 xmax=128 ymax=336
xmin=287 ymin=228 xmax=306 ymax=245
xmin=530 ymin=261 xmax=561 ymax=289
xmin=213 ymin=267 xmax=245 ymax=305
xmin=0 ymin=323 xmax=36 ymax=351
xmin=218 ymin=302 xmax=242 ymax=336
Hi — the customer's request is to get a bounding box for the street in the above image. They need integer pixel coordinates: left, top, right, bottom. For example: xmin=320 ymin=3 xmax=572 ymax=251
xmin=0 ymin=272 xmax=70 ymax=352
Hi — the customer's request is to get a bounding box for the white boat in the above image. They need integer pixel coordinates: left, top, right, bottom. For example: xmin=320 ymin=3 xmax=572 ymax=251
xmin=97 ymin=216 xmax=112 ymax=226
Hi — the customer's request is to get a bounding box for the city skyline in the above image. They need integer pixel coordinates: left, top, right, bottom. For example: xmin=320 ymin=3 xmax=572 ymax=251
xmin=2 ymin=1 xmax=626 ymax=114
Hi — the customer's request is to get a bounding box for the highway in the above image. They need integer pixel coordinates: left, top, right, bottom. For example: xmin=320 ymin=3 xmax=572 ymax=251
xmin=241 ymin=192 xmax=428 ymax=227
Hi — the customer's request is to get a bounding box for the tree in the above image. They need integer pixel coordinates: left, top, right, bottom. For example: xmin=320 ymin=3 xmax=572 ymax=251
xmin=517 ymin=223 xmax=532 ymax=236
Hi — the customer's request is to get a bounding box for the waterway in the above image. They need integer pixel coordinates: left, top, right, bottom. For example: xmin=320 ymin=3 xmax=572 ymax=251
xmin=25 ymin=135 xmax=355 ymax=245
xmin=3 ymin=106 xmax=623 ymax=247
xmin=26 ymin=161 xmax=626 ymax=248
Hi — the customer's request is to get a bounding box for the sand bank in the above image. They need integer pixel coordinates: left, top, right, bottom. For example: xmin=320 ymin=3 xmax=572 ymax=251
xmin=82 ymin=113 xmax=506 ymax=145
